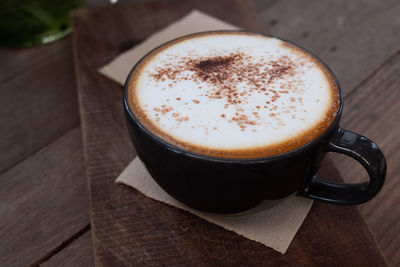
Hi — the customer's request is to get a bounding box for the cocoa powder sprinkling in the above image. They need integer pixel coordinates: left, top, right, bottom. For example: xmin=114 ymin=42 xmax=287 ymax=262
xmin=153 ymin=105 xmax=173 ymax=115
xmin=149 ymin=51 xmax=302 ymax=131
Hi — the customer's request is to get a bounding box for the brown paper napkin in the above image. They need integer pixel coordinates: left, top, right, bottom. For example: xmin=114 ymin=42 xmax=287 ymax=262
xmin=100 ymin=10 xmax=313 ymax=254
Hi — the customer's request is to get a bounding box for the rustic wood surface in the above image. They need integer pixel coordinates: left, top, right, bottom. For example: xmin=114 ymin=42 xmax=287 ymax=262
xmin=0 ymin=38 xmax=80 ymax=174
xmin=43 ymin=231 xmax=94 ymax=267
xmin=332 ymin=51 xmax=400 ymax=265
xmin=0 ymin=127 xmax=89 ymax=266
xmin=0 ymin=0 xmax=399 ymax=266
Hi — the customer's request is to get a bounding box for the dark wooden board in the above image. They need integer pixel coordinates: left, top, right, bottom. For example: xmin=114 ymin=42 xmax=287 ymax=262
xmin=43 ymin=232 xmax=95 ymax=267
xmin=331 ymin=52 xmax=400 ymax=266
xmin=0 ymin=37 xmax=80 ymax=174
xmin=0 ymin=37 xmax=80 ymax=175
xmin=72 ymin=0 xmax=387 ymax=265
xmin=0 ymin=127 xmax=90 ymax=266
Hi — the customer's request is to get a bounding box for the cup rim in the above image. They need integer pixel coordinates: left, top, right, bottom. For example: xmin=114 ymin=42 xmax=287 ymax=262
xmin=123 ymin=30 xmax=343 ymax=163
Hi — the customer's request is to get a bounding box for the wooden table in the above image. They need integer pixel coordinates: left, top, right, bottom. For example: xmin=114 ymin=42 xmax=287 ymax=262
xmin=0 ymin=0 xmax=399 ymax=266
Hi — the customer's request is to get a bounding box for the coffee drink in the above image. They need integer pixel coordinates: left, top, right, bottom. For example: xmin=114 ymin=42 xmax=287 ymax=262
xmin=127 ymin=31 xmax=340 ymax=158
xmin=125 ymin=31 xmax=386 ymax=211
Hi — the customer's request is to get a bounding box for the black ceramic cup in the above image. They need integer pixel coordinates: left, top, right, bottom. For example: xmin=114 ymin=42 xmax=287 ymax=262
xmin=123 ymin=31 xmax=386 ymax=214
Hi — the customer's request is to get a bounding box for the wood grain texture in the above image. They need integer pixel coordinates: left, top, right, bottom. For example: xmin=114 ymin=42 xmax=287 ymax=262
xmin=257 ymin=0 xmax=400 ymax=97
xmin=331 ymin=52 xmax=400 ymax=266
xmin=0 ymin=38 xmax=73 ymax=84
xmin=0 ymin=37 xmax=80 ymax=174
xmin=0 ymin=127 xmax=89 ymax=266
xmin=73 ymin=0 xmax=387 ymax=265
xmin=250 ymin=0 xmax=279 ymax=12
xmin=43 ymin=232 xmax=95 ymax=267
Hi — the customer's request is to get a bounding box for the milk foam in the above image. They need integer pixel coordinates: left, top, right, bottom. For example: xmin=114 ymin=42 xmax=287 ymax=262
xmin=129 ymin=32 xmax=339 ymax=156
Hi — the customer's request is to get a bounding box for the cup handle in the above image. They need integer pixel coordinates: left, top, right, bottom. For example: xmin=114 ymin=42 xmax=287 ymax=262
xmin=301 ymin=127 xmax=386 ymax=204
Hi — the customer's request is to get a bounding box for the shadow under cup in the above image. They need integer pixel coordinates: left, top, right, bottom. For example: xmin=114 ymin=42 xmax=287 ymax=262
xmin=123 ymin=31 xmax=386 ymax=214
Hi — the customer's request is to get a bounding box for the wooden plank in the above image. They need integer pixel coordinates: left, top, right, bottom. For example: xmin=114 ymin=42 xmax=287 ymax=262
xmin=331 ymin=52 xmax=400 ymax=266
xmin=257 ymin=0 xmax=400 ymax=97
xmin=250 ymin=0 xmax=279 ymax=12
xmin=0 ymin=37 xmax=80 ymax=174
xmin=0 ymin=127 xmax=90 ymax=266
xmin=43 ymin=231 xmax=95 ymax=267
xmin=73 ymin=1 xmax=387 ymax=265
xmin=0 ymin=38 xmax=72 ymax=84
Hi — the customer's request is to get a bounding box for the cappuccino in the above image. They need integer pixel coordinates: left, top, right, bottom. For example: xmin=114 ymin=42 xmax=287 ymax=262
xmin=127 ymin=31 xmax=340 ymax=158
